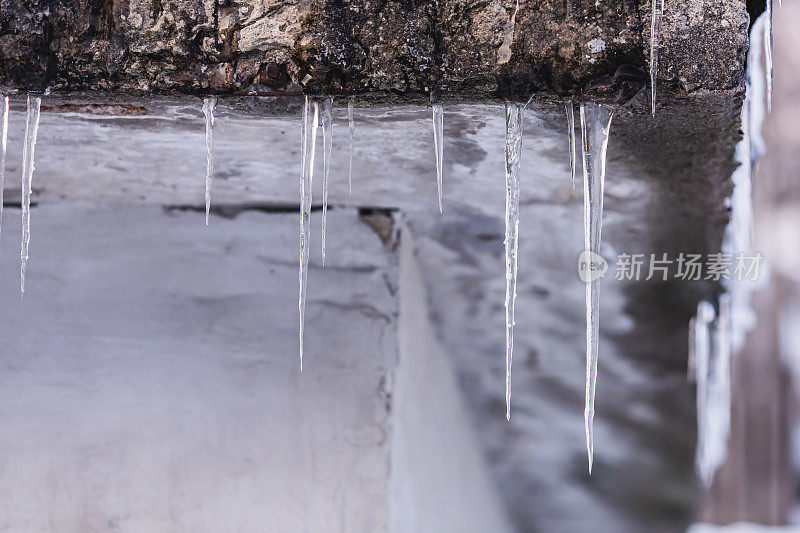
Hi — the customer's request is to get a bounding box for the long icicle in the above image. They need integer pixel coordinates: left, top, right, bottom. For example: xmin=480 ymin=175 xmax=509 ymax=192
xmin=765 ymin=0 xmax=773 ymax=112
xmin=649 ymin=0 xmax=664 ymax=116
xmin=580 ymin=102 xmax=614 ymax=473
xmin=320 ymin=96 xmax=333 ymax=265
xmin=504 ymin=102 xmax=523 ymax=421
xmin=202 ymin=96 xmax=217 ymax=226
xmin=693 ymin=301 xmax=715 ymax=484
xmin=20 ymin=95 xmax=42 ymax=298
xmin=432 ymin=101 xmax=445 ymax=213
xmin=565 ymin=99 xmax=577 ymax=189
xmin=347 ymin=97 xmax=355 ymax=196
xmin=0 ymin=95 xmax=8 ymax=246
xmin=299 ymin=97 xmax=319 ymax=371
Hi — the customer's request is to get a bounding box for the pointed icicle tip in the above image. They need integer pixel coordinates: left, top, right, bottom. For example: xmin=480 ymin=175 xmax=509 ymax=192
xmin=432 ymin=101 xmax=445 ymax=214
xmin=503 ymin=101 xmax=523 ymax=422
xmin=765 ymin=0 xmax=773 ymax=113
xmin=580 ymin=102 xmax=614 ymax=474
xmin=320 ymin=96 xmax=333 ymax=266
xmin=649 ymin=0 xmax=664 ymax=117
xmin=202 ymin=96 xmax=217 ymax=226
xmin=299 ymin=96 xmax=320 ymax=372
xmin=0 ymin=94 xmax=9 ymax=247
xmin=565 ymin=99 xmax=577 ymax=190
xmin=347 ymin=97 xmax=355 ymax=196
xmin=20 ymin=94 xmax=42 ymax=298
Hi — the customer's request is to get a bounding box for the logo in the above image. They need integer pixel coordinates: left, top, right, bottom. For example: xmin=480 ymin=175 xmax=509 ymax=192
xmin=578 ymin=251 xmax=608 ymax=283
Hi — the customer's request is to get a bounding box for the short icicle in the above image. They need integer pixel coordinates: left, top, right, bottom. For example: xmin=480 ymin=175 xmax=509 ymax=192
xmin=299 ymin=96 xmax=320 ymax=371
xmin=432 ymin=101 xmax=445 ymax=213
xmin=20 ymin=95 xmax=42 ymax=298
xmin=649 ymin=0 xmax=664 ymax=116
xmin=202 ymin=96 xmax=217 ymax=226
xmin=579 ymin=102 xmax=614 ymax=473
xmin=504 ymin=101 xmax=523 ymax=421
xmin=565 ymin=99 xmax=577 ymax=189
xmin=320 ymin=96 xmax=333 ymax=265
xmin=0 ymin=94 xmax=8 ymax=244
xmin=347 ymin=97 xmax=355 ymax=196
xmin=765 ymin=0 xmax=773 ymax=112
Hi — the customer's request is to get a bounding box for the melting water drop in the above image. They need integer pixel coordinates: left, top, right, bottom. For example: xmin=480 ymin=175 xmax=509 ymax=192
xmin=650 ymin=0 xmax=664 ymax=116
xmin=0 ymin=95 xmax=8 ymax=246
xmin=432 ymin=102 xmax=445 ymax=213
xmin=202 ymin=96 xmax=217 ymax=226
xmin=565 ymin=99 xmax=577 ymax=189
xmin=765 ymin=0 xmax=773 ymax=113
xmin=20 ymin=95 xmax=42 ymax=298
xmin=321 ymin=96 xmax=333 ymax=265
xmin=348 ymin=97 xmax=355 ymax=196
xmin=504 ymin=102 xmax=523 ymax=421
xmin=299 ymin=96 xmax=320 ymax=371
xmin=579 ymin=101 xmax=614 ymax=473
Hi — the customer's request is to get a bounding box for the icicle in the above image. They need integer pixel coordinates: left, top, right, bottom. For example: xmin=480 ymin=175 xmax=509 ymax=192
xmin=693 ymin=298 xmax=732 ymax=488
xmin=202 ymin=96 xmax=217 ymax=226
xmin=347 ymin=97 xmax=355 ymax=196
xmin=320 ymin=96 xmax=333 ymax=266
xmin=649 ymin=0 xmax=664 ymax=116
xmin=687 ymin=317 xmax=697 ymax=382
xmin=580 ymin=102 xmax=614 ymax=474
xmin=299 ymin=97 xmax=320 ymax=371
xmin=504 ymin=102 xmax=523 ymax=421
xmin=0 ymin=95 xmax=8 ymax=245
xmin=20 ymin=95 xmax=42 ymax=298
xmin=432 ymin=101 xmax=445 ymax=213
xmin=765 ymin=0 xmax=773 ymax=113
xmin=565 ymin=99 xmax=577 ymax=190
xmin=693 ymin=301 xmax=714 ymax=483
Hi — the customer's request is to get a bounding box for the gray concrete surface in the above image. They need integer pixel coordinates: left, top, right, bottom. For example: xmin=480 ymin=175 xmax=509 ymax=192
xmin=0 ymin=92 xmax=735 ymax=530
xmin=0 ymin=206 xmax=395 ymax=532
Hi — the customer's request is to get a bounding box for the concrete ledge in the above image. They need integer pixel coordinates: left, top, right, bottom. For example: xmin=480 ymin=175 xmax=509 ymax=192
xmin=1 ymin=0 xmax=748 ymax=100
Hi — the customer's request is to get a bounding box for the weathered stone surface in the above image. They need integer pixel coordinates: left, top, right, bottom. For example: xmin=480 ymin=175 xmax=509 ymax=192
xmin=0 ymin=0 xmax=748 ymax=99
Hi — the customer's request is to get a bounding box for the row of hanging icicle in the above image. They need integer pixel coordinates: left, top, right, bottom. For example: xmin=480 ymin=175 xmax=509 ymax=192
xmin=688 ymin=9 xmax=773 ymax=488
xmin=291 ymin=0 xmax=778 ymax=477
xmin=0 ymin=0 xmax=776 ymax=476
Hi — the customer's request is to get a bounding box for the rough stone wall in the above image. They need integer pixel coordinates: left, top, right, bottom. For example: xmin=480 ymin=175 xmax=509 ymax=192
xmin=0 ymin=0 xmax=748 ymax=100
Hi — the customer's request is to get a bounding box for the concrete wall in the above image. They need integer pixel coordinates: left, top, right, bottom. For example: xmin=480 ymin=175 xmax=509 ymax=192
xmin=0 ymin=206 xmax=395 ymax=531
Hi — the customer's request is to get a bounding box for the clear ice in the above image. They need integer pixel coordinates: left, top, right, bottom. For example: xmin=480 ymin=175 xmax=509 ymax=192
xmin=0 ymin=95 xmax=8 ymax=246
xmin=321 ymin=96 xmax=333 ymax=265
xmin=765 ymin=0 xmax=773 ymax=112
xmin=650 ymin=0 xmax=664 ymax=116
xmin=202 ymin=96 xmax=217 ymax=226
xmin=348 ymin=97 xmax=355 ymax=196
xmin=20 ymin=95 xmax=42 ymax=298
xmin=299 ymin=96 xmax=320 ymax=371
xmin=687 ymin=13 xmax=767 ymax=485
xmin=504 ymin=102 xmax=523 ymax=421
xmin=579 ymin=102 xmax=614 ymax=473
xmin=432 ymin=102 xmax=444 ymax=213
xmin=692 ymin=299 xmax=732 ymax=488
xmin=565 ymin=99 xmax=577 ymax=189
